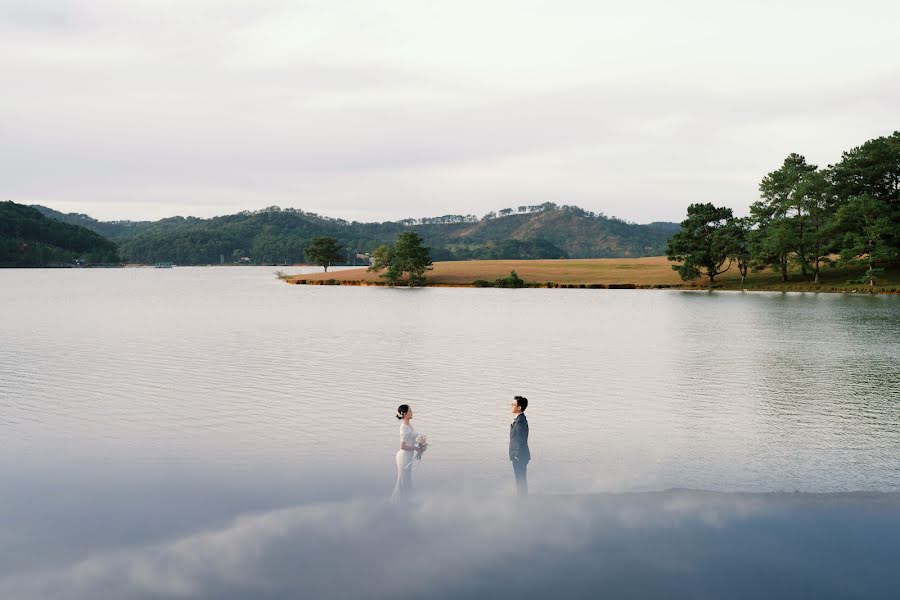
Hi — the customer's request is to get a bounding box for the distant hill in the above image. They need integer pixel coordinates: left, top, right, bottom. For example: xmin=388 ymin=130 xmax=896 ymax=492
xmin=32 ymin=205 xmax=153 ymax=240
xmin=412 ymin=206 xmax=679 ymax=259
xmin=1 ymin=202 xmax=119 ymax=267
xmin=31 ymin=202 xmax=678 ymax=265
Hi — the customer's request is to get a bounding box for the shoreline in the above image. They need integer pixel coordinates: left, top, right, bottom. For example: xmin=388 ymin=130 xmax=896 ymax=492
xmin=284 ymin=257 xmax=900 ymax=295
xmin=285 ymin=279 xmax=900 ymax=294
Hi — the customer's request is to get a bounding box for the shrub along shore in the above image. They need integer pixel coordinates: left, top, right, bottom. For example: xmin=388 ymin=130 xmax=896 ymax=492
xmin=285 ymin=257 xmax=900 ymax=294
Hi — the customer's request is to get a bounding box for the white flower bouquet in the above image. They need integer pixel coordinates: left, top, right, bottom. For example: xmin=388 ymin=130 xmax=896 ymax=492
xmin=415 ymin=434 xmax=428 ymax=460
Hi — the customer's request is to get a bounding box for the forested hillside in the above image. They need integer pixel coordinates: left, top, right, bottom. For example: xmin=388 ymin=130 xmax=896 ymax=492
xmin=33 ymin=203 xmax=677 ymax=265
xmin=1 ymin=202 xmax=119 ymax=266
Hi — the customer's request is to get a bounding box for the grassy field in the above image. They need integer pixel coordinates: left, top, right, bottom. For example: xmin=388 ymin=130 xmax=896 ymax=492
xmin=286 ymin=257 xmax=900 ymax=293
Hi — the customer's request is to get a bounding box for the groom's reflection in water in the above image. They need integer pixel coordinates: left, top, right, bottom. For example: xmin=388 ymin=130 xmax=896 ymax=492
xmin=510 ymin=395 xmax=531 ymax=497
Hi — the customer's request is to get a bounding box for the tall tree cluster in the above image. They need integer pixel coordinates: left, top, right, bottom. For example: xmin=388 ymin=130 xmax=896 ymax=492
xmin=668 ymin=131 xmax=900 ymax=286
xmin=367 ymin=232 xmax=433 ymax=286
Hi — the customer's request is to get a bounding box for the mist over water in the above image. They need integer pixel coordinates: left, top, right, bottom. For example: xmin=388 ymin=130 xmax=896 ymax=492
xmin=2 ymin=267 xmax=899 ymax=597
xmin=4 ymin=490 xmax=900 ymax=600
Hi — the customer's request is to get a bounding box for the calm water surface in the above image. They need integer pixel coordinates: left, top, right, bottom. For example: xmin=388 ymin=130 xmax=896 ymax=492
xmin=1 ymin=267 xmax=899 ymax=597
xmin=3 ymin=266 xmax=898 ymax=492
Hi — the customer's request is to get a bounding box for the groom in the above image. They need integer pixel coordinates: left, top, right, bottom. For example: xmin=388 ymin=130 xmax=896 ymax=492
xmin=509 ymin=395 xmax=530 ymax=496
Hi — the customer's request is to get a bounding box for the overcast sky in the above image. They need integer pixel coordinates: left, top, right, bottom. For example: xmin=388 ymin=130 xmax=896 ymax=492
xmin=2 ymin=0 xmax=898 ymax=223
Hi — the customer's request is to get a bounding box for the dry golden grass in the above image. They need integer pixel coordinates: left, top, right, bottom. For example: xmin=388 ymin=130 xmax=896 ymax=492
xmin=287 ymin=257 xmax=900 ymax=293
xmin=292 ymin=257 xmax=688 ymax=285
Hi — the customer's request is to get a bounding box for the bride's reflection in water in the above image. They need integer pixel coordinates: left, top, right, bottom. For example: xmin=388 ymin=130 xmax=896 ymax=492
xmin=391 ymin=404 xmax=421 ymax=502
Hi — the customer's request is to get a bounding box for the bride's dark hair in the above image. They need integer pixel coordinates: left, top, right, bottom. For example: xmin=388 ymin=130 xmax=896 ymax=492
xmin=396 ymin=404 xmax=410 ymax=420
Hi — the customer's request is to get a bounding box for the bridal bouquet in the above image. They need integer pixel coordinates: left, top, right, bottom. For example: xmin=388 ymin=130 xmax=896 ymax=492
xmin=415 ymin=434 xmax=428 ymax=460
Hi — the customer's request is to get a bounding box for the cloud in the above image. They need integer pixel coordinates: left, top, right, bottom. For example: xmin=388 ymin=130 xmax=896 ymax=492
xmin=1 ymin=1 xmax=899 ymax=222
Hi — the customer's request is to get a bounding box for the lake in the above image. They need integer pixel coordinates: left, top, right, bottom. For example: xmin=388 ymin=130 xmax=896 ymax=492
xmin=2 ymin=266 xmax=899 ymax=599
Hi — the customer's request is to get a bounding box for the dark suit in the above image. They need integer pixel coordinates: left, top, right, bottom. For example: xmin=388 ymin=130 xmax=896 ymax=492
xmin=509 ymin=412 xmax=530 ymax=496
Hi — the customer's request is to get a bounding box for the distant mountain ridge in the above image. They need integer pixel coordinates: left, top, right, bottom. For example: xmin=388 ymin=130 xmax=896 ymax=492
xmin=32 ymin=203 xmax=678 ymax=265
xmin=31 ymin=205 xmax=154 ymax=240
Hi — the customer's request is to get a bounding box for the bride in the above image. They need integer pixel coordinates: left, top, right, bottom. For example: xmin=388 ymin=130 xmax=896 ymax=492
xmin=391 ymin=404 xmax=425 ymax=502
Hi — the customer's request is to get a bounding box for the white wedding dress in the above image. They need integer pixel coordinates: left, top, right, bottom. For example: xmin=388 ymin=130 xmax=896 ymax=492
xmin=391 ymin=423 xmax=417 ymax=502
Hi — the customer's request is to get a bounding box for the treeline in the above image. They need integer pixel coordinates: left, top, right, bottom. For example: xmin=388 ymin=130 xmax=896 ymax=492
xmin=397 ymin=201 xmax=612 ymax=225
xmin=35 ymin=202 xmax=677 ymax=265
xmin=0 ymin=202 xmax=120 ymax=267
xmin=667 ymin=131 xmax=900 ymax=286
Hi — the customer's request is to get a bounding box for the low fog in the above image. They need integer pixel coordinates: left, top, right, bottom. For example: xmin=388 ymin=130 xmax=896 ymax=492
xmin=3 ymin=490 xmax=898 ymax=600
